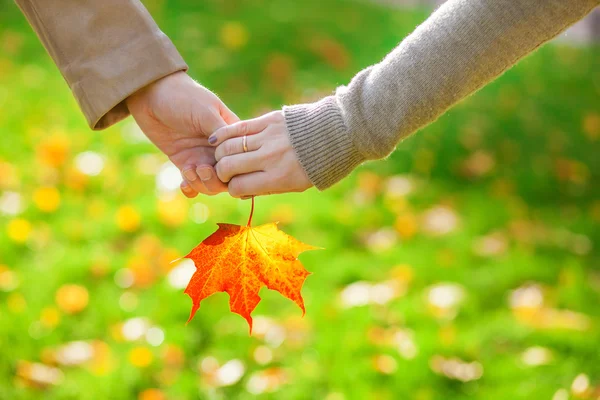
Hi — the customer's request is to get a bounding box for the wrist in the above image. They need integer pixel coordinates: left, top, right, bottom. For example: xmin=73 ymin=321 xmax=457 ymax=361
xmin=283 ymin=97 xmax=366 ymax=190
xmin=126 ymin=71 xmax=189 ymax=115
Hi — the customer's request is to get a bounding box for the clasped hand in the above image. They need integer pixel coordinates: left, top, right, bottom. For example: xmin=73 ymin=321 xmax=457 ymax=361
xmin=127 ymin=71 xmax=312 ymax=199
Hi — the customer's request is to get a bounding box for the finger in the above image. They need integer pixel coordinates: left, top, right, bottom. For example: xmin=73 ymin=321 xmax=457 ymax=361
xmin=215 ymin=152 xmax=264 ymax=183
xmin=182 ymin=168 xmax=210 ymax=195
xmin=215 ymin=134 xmax=262 ymax=162
xmin=182 ymin=166 xmax=199 ymax=184
xmin=208 ymin=117 xmax=270 ymax=146
xmin=196 ymin=166 xmax=227 ymax=194
xmin=228 ymin=172 xmax=279 ymax=198
xmin=184 ymin=165 xmax=221 ymax=196
xmin=180 ymin=181 xmax=198 ymax=198
xmin=202 ymin=110 xmax=228 ymax=137
xmin=220 ymin=103 xmax=240 ymax=125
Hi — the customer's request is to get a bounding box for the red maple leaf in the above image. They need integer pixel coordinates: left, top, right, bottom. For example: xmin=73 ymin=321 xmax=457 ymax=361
xmin=184 ymin=199 xmax=319 ymax=332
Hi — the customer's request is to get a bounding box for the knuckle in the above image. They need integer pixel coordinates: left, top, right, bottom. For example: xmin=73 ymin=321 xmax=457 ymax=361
xmin=214 ymin=147 xmax=223 ymax=162
xmin=216 ymin=158 xmax=231 ymax=182
xmin=219 ymin=126 xmax=230 ymax=141
xmin=189 ymin=116 xmax=203 ymax=135
xmin=190 ymin=108 xmax=211 ymax=135
xmin=273 ymin=171 xmax=287 ymax=186
xmin=239 ymin=121 xmax=248 ymax=136
xmin=228 ymin=178 xmax=243 ymax=197
xmin=224 ymin=139 xmax=236 ymax=156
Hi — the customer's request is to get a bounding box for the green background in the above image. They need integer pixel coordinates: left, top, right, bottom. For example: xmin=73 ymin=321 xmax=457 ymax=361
xmin=0 ymin=0 xmax=599 ymax=399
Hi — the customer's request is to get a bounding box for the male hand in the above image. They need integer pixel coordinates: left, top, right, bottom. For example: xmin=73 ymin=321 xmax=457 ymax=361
xmin=126 ymin=71 xmax=237 ymax=197
xmin=209 ymin=111 xmax=313 ymax=198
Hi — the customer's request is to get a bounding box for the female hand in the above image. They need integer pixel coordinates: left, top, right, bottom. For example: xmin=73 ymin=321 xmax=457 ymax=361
xmin=209 ymin=111 xmax=313 ymax=198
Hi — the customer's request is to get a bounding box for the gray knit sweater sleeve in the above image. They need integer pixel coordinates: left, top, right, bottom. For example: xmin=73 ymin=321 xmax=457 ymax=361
xmin=284 ymin=0 xmax=599 ymax=190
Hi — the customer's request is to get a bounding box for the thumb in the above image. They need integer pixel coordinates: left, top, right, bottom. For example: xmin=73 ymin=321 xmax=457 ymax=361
xmin=220 ymin=102 xmax=240 ymax=125
xmin=191 ymin=107 xmax=227 ymax=137
xmin=200 ymin=103 xmax=238 ymax=136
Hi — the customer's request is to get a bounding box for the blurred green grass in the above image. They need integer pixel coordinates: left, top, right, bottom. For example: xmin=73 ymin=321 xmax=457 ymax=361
xmin=0 ymin=0 xmax=599 ymax=399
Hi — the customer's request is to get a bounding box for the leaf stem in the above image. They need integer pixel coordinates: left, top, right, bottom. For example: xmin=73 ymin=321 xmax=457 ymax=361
xmin=247 ymin=196 xmax=255 ymax=227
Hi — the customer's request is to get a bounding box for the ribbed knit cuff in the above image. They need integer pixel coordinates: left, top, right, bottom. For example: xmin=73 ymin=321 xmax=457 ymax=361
xmin=283 ymin=96 xmax=366 ymax=190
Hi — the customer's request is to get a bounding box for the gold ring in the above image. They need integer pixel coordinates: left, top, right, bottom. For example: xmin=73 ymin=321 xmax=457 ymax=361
xmin=242 ymin=135 xmax=248 ymax=153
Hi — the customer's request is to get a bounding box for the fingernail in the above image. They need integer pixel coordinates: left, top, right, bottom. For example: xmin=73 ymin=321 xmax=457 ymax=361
xmin=198 ymin=168 xmax=212 ymax=181
xmin=183 ymin=168 xmax=197 ymax=181
xmin=181 ymin=182 xmax=191 ymax=191
xmin=241 ymin=196 xmax=252 ymax=200
xmin=208 ymin=135 xmax=217 ymax=145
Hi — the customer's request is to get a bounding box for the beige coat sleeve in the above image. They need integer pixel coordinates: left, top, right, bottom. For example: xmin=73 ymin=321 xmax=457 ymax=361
xmin=15 ymin=0 xmax=188 ymax=130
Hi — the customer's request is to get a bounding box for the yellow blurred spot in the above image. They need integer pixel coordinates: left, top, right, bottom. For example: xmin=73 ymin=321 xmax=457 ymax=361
xmin=264 ymin=53 xmax=295 ymax=89
xmin=357 ymin=172 xmax=382 ymax=196
xmin=384 ymin=195 xmax=407 ymax=214
xmin=220 ymin=22 xmax=249 ymax=50
xmin=37 ymin=135 xmax=69 ymax=167
xmin=110 ymin=323 xmax=125 ymax=342
xmin=2 ymin=30 xmax=25 ymax=55
xmin=40 ymin=307 xmax=61 ymax=328
xmin=90 ymin=258 xmax=110 ymax=278
xmin=117 ymin=205 xmax=141 ymax=232
xmin=460 ymin=150 xmax=495 ymax=178
xmin=33 ymin=187 xmax=61 ymax=213
xmin=162 ymin=344 xmax=185 ymax=367
xmin=160 ymin=248 xmax=181 ymax=274
xmin=138 ymin=389 xmax=166 ymax=400
xmin=7 ymin=218 xmax=32 ymax=243
xmin=394 ymin=214 xmax=417 ymax=239
xmin=554 ymin=158 xmax=590 ymax=185
xmin=0 ymin=160 xmax=19 ymax=189
xmin=87 ymin=199 xmax=107 ymax=219
xmin=253 ymin=345 xmax=273 ymax=365
xmin=65 ymin=166 xmax=88 ymax=191
xmin=136 ymin=234 xmax=162 ymax=254
xmin=127 ymin=256 xmax=155 ymax=288
xmin=582 ymin=112 xmax=600 ymax=141
xmin=157 ymin=196 xmax=188 ymax=227
xmin=40 ymin=348 xmax=56 ymax=365
xmin=390 ymin=264 xmax=414 ymax=285
xmin=245 ymin=367 xmax=286 ymax=394
xmin=55 ymin=284 xmax=89 ymax=314
xmin=310 ymin=37 xmax=351 ymax=71
xmin=129 ymin=346 xmax=153 ymax=368
xmin=90 ymin=341 xmax=115 ymax=376
xmin=324 ymin=393 xmax=346 ymax=400
xmin=0 ymin=265 xmax=18 ymax=291
xmin=7 ymin=293 xmax=27 ymax=313
xmin=372 ymin=354 xmax=397 ymax=375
